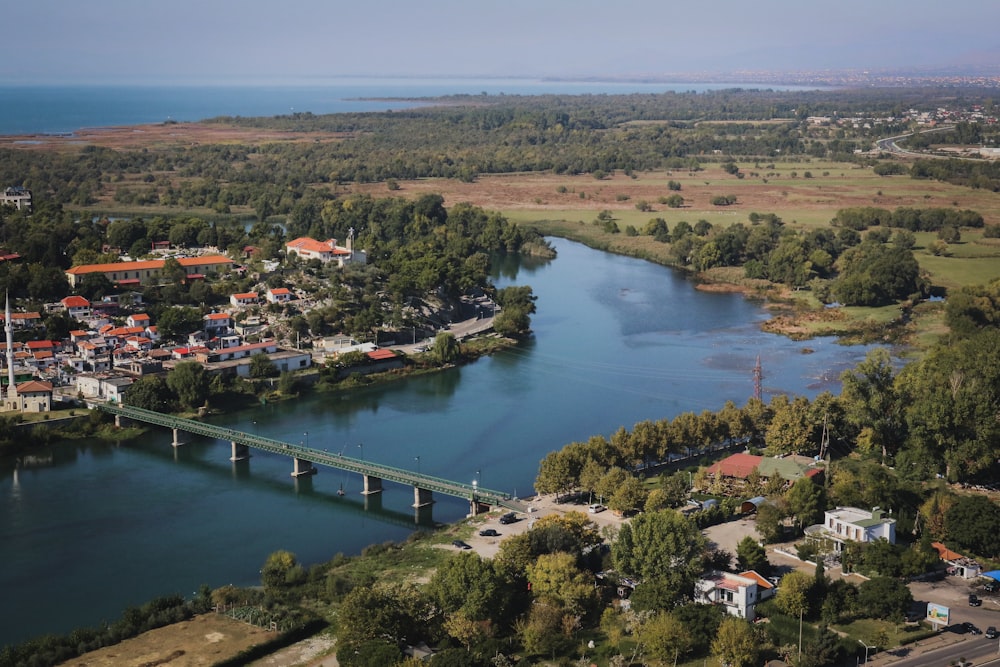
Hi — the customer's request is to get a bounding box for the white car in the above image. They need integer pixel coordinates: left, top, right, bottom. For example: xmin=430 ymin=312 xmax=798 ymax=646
xmin=588 ymin=504 xmax=606 ymax=514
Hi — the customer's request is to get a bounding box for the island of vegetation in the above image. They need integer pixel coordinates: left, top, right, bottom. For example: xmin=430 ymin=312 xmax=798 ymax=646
xmin=1 ymin=85 xmax=999 ymax=667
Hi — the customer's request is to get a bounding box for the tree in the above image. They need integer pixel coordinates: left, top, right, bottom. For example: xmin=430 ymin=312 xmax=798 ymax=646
xmin=945 ymin=494 xmax=1000 ymax=559
xmin=428 ymin=551 xmax=506 ymax=621
xmin=166 ymin=361 xmax=209 ymax=410
xmin=736 ymin=535 xmax=769 ymax=574
xmin=786 ymin=478 xmax=826 ymax=530
xmin=249 ymin=352 xmax=278 ymax=378
xmin=637 ymin=611 xmax=691 ymax=667
xmin=840 ymin=348 xmax=903 ymax=464
xmin=157 ymin=306 xmax=204 ymax=341
xmin=857 ymin=576 xmax=912 ymax=621
xmin=775 ymin=570 xmax=813 ymax=619
xmin=712 ymin=617 xmax=758 ymax=667
xmin=612 ymin=509 xmax=706 ymax=581
xmin=525 ymin=552 xmax=596 ymax=614
xmin=260 ymin=549 xmax=300 ymax=591
xmin=123 ymin=375 xmax=175 ymax=411
xmin=431 ymin=332 xmax=460 ymax=364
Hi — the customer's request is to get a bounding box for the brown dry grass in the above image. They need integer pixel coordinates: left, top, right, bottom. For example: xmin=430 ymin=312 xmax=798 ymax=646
xmin=56 ymin=614 xmax=274 ymax=667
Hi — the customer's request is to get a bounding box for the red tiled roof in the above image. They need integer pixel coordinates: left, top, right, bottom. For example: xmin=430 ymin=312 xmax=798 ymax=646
xmin=269 ymin=288 xmax=292 ymax=295
xmin=367 ymin=348 xmax=398 ymax=361
xmin=26 ymin=340 xmax=54 ymax=349
xmin=205 ymin=313 xmax=231 ymax=320
xmin=931 ymin=542 xmax=965 ymax=561
xmin=16 ymin=380 xmax=52 ymax=393
xmin=66 ymin=254 xmax=233 ymax=276
xmin=61 ymin=295 xmax=91 ymax=308
xmin=705 ymin=453 xmax=763 ymax=479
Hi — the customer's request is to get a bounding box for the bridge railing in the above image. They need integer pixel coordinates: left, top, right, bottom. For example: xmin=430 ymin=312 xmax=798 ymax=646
xmin=98 ymin=403 xmax=511 ymax=505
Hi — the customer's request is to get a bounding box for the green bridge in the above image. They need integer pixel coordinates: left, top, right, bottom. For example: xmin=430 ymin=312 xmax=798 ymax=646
xmin=98 ymin=403 xmax=521 ymax=514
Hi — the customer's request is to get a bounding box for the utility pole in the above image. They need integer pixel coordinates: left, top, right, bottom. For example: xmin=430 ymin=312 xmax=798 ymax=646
xmin=753 ymin=354 xmax=763 ymax=402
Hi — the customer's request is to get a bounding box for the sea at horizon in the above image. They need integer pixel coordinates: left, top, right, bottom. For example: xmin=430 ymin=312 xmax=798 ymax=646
xmin=0 ymin=77 xmax=817 ymax=136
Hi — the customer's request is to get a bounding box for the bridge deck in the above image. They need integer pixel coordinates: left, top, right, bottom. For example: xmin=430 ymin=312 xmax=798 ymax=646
xmin=98 ymin=403 xmax=515 ymax=507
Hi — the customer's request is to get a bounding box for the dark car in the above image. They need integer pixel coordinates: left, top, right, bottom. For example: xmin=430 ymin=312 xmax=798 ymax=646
xmin=985 ymin=580 xmax=999 ymax=593
xmin=969 ymin=594 xmax=982 ymax=607
xmin=499 ymin=512 xmax=517 ymax=525
xmin=452 ymin=540 xmax=472 ymax=550
xmin=479 ymin=528 xmax=499 ymax=537
xmin=986 ymin=626 xmax=998 ymax=639
xmin=965 ymin=622 xmax=982 ymax=635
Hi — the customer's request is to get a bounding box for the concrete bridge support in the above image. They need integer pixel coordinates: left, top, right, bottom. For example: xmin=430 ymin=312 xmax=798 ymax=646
xmin=362 ymin=474 xmax=383 ymax=495
xmin=230 ymin=441 xmax=250 ymax=462
xmin=172 ymin=428 xmax=183 ymax=447
xmin=114 ymin=415 xmax=122 ymax=428
xmin=469 ymin=500 xmax=489 ymax=516
xmin=413 ymin=487 xmax=434 ymax=508
xmin=291 ymin=457 xmax=316 ymax=477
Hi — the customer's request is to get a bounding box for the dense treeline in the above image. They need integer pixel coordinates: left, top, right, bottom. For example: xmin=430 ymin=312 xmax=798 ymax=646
xmin=648 ymin=207 xmax=929 ymax=305
xmin=3 ymin=87 xmax=998 ymax=212
xmin=910 ymin=157 xmax=1000 ymax=191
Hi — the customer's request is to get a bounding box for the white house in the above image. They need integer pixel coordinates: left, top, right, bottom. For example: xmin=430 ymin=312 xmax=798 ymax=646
xmin=230 ymin=292 xmax=259 ymax=307
xmin=695 ymin=570 xmax=775 ymax=621
xmin=61 ymin=295 xmax=92 ymax=319
xmin=266 ymin=287 xmax=294 ymax=303
xmin=286 ymin=236 xmax=366 ymax=267
xmin=809 ymin=507 xmax=896 ymax=551
xmin=76 ymin=373 xmax=134 ymax=402
xmin=203 ymin=312 xmax=232 ymax=335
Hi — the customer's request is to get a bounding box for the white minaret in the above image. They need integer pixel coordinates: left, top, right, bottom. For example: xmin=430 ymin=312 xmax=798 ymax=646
xmin=5 ymin=292 xmax=15 ymax=404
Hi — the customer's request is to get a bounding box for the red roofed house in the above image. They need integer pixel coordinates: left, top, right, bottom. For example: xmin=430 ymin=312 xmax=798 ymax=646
xmin=695 ymin=569 xmax=775 ymax=621
xmin=286 ymin=237 xmax=366 ymax=267
xmin=266 ymin=287 xmax=294 ymax=303
xmin=126 ymin=313 xmax=151 ymax=328
xmin=10 ymin=380 xmax=53 ymax=412
xmin=61 ymin=295 xmax=92 ymax=319
xmin=230 ymin=292 xmax=259 ymax=307
xmin=203 ymin=312 xmax=232 ymax=335
xmin=65 ymin=255 xmax=234 ymax=288
xmin=704 ymin=453 xmax=824 ymax=494
xmin=0 ymin=311 xmax=41 ymax=329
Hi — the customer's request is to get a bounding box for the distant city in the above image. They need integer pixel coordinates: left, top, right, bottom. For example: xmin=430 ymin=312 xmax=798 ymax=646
xmin=547 ymin=66 xmax=1000 ymax=89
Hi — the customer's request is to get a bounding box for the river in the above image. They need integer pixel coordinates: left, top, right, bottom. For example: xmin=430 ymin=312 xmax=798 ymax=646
xmin=0 ymin=238 xmax=882 ymax=647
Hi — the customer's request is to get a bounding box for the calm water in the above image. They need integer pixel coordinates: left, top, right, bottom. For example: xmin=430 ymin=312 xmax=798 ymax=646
xmin=0 ymin=239 xmax=880 ymax=646
xmin=0 ymin=79 xmax=815 ymax=135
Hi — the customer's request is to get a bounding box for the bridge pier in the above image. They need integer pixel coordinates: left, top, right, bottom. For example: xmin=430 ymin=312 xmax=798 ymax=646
xmin=413 ymin=486 xmax=434 ymax=508
xmin=469 ymin=500 xmax=489 ymax=516
xmin=291 ymin=457 xmax=316 ymax=477
xmin=114 ymin=415 xmax=122 ymax=428
xmin=229 ymin=441 xmax=250 ymax=462
xmin=362 ymin=474 xmax=383 ymax=495
xmin=172 ymin=428 xmax=184 ymax=447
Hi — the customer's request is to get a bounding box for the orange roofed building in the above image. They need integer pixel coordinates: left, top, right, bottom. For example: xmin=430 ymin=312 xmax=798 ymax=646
xmin=65 ymin=255 xmax=234 ymax=288
xmin=286 ymin=237 xmax=366 ymax=267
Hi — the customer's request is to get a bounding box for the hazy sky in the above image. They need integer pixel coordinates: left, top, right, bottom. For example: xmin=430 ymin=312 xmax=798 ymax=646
xmin=4 ymin=0 xmax=998 ymax=84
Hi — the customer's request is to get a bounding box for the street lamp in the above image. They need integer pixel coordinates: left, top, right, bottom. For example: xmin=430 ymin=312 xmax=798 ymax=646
xmin=358 ymin=442 xmax=364 ymax=460
xmin=472 ymin=479 xmax=478 ymax=500
xmin=414 ymin=455 xmax=421 ymax=475
xmin=304 ymin=431 xmax=309 ymax=448
xmin=858 ymin=639 xmax=875 ymax=664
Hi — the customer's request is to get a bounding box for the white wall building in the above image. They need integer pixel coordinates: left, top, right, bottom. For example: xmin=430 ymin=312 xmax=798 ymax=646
xmin=811 ymin=506 xmax=896 ymax=551
xmin=695 ymin=570 xmax=775 ymax=621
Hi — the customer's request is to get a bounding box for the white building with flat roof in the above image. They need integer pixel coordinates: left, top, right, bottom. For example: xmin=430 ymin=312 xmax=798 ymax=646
xmin=807 ymin=506 xmax=896 ymax=551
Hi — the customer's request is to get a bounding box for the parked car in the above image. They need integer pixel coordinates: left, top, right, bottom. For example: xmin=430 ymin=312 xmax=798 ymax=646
xmin=452 ymin=540 xmax=472 ymax=550
xmin=969 ymin=594 xmax=982 ymax=607
xmin=479 ymin=528 xmax=499 ymax=537
xmin=964 ymin=622 xmax=982 ymax=635
xmin=986 ymin=626 xmax=998 ymax=639
xmin=499 ymin=512 xmax=517 ymax=525
xmin=588 ymin=504 xmax=606 ymax=513
xmin=984 ymin=580 xmax=999 ymax=593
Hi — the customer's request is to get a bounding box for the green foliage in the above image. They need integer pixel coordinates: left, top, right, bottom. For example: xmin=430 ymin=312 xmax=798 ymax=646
xmin=831 ymin=240 xmax=923 ymax=306
xmin=612 ymin=509 xmax=706 ymax=582
xmin=944 ymin=494 xmax=1000 ymax=558
xmin=249 ymin=352 xmax=278 ymax=378
xmin=166 ymin=361 xmax=209 ymax=410
xmin=736 ymin=535 xmax=770 ymax=574
xmin=856 ymin=576 xmax=912 ymax=622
